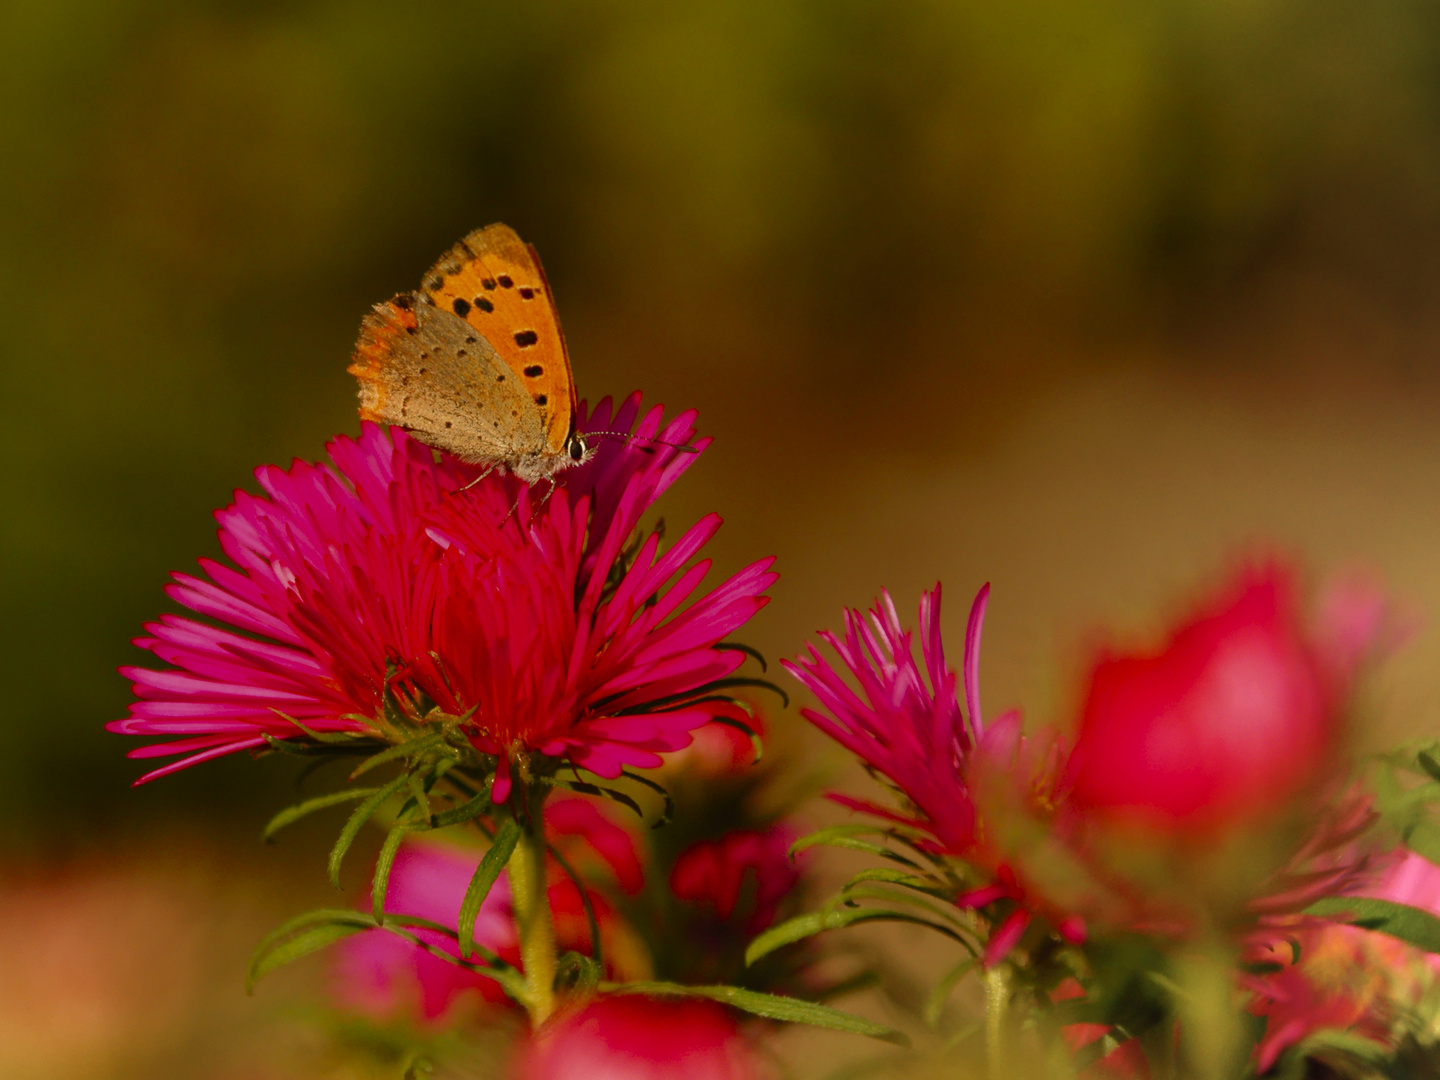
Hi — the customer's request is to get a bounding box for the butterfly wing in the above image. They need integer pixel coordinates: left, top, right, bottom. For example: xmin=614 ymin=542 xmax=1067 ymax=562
xmin=418 ymin=224 xmax=576 ymax=456
xmin=349 ymin=296 xmax=546 ymax=464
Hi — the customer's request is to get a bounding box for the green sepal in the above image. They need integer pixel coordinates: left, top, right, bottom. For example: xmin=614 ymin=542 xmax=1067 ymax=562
xmin=329 ymin=772 xmax=410 ymax=889
xmin=790 ymin=828 xmax=922 ymax=869
xmin=1304 ymin=895 xmax=1440 ymax=954
xmin=459 ymin=820 xmax=521 ymax=959
xmin=619 ymin=769 xmax=675 ymax=828
xmin=706 ymin=713 xmax=764 ymax=764
xmin=601 ymin=981 xmax=908 ymax=1046
xmin=551 ymin=777 xmax=646 ymax=821
xmin=429 ymin=788 xmax=492 ymax=829
xmin=269 ymin=708 xmax=367 ymax=744
xmin=263 ymin=787 xmax=380 ymax=842
xmin=350 ymin=731 xmax=446 ymax=780
xmin=714 ymin=641 xmax=768 ymax=671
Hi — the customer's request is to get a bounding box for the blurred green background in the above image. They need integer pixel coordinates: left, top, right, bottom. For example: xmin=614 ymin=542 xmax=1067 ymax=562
xmin=9 ymin=1 xmax=1440 ymax=1075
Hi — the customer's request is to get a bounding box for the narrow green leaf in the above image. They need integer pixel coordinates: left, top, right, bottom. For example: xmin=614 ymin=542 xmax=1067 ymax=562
xmin=263 ymin=787 xmax=379 ymax=842
xmin=923 ymin=957 xmax=977 ymax=1026
xmin=548 ymin=840 xmax=604 ymax=971
xmin=789 ymin=823 xmax=930 ymax=856
xmin=603 ymin=982 xmax=908 ymax=1046
xmin=792 ymin=833 xmax=921 ymax=868
xmin=372 ymin=825 xmax=410 ymax=921
xmin=1304 ymin=896 xmax=1440 ymax=954
xmin=843 ymin=867 xmax=947 ymax=895
xmin=747 ymin=907 xmax=957 ymax=966
xmin=460 ymin=820 xmax=521 ymax=959
xmin=1418 ymin=750 xmax=1440 ymax=785
xmin=377 ymin=922 xmax=526 ymax=1001
xmin=329 ymin=772 xmax=409 ymax=889
xmin=246 ymin=907 xmax=377 ymax=991
xmin=430 ymin=789 xmax=491 ymax=828
xmin=704 ymin=676 xmax=789 ymax=708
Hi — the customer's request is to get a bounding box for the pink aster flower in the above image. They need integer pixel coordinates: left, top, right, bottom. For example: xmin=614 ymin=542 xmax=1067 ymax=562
xmin=110 ymin=395 xmax=776 ymax=792
xmin=511 ymin=995 xmax=768 ymax=1080
xmin=670 ymin=825 xmax=802 ymax=934
xmin=783 ymin=585 xmax=987 ymax=854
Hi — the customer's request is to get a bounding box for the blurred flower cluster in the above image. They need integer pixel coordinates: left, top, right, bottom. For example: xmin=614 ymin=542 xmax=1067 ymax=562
xmin=115 ymin=393 xmax=1440 ymax=1079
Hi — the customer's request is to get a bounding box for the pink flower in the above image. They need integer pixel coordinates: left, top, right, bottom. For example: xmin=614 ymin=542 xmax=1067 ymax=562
xmin=1067 ymin=563 xmax=1342 ymax=834
xmin=669 ymin=826 xmax=802 ymax=934
xmin=511 ymin=995 xmax=768 ymax=1080
xmin=783 ymin=585 xmax=985 ymax=854
xmin=334 ymin=837 xmax=640 ymax=1023
xmin=110 ymin=395 xmax=777 ymax=793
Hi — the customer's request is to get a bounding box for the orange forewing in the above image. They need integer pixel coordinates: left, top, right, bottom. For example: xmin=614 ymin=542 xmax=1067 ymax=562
xmin=418 ymin=224 xmax=575 ymax=453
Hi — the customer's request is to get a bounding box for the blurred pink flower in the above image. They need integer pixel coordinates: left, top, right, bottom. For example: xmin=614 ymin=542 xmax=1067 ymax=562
xmin=111 ymin=395 xmax=776 ymax=794
xmin=334 ymin=837 xmax=639 ymax=1023
xmin=511 ymin=995 xmax=767 ymax=1080
xmin=1067 ymin=563 xmax=1347 ymax=834
xmin=546 ymin=795 xmax=646 ymax=896
xmin=669 ymin=826 xmax=801 ymax=934
xmin=1246 ymin=851 xmax=1440 ymax=1071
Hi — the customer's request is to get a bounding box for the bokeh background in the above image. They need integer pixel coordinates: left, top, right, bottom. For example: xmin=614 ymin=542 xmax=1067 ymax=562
xmin=8 ymin=1 xmax=1440 ymax=1075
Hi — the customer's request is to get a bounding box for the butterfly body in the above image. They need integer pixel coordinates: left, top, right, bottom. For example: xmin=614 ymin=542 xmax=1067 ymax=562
xmin=348 ymin=224 xmax=591 ymax=483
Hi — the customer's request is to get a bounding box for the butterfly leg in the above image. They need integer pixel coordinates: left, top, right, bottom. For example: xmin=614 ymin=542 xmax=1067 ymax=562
xmin=458 ymin=462 xmax=500 ymax=492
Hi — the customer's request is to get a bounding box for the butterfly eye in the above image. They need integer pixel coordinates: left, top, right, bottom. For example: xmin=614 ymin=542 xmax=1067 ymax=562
xmin=569 ymin=437 xmax=588 ymax=462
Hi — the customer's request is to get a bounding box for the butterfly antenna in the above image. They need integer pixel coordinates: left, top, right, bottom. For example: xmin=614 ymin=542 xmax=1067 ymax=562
xmin=587 ymin=430 xmax=701 ymax=455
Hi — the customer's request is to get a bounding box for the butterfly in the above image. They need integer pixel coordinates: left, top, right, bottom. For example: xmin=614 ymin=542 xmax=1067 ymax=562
xmin=348 ymin=223 xmax=592 ymax=483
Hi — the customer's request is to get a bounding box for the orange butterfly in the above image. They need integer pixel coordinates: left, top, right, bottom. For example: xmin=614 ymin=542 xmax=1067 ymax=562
xmin=348 ymin=224 xmax=592 ymax=483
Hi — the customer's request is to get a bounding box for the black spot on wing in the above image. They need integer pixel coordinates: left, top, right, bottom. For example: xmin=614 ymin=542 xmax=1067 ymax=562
xmin=474 ymin=297 xmax=494 ymax=312
xmin=514 ymin=330 xmax=539 ymax=348
xmin=452 ymin=297 xmax=471 ymax=317
xmin=524 ymin=364 xmax=543 ymax=377
xmin=497 ymin=275 xmax=514 ymax=288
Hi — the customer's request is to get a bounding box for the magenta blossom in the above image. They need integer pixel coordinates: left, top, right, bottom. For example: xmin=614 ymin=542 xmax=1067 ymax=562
xmin=670 ymin=826 xmax=802 ymax=934
xmin=511 ymin=995 xmax=767 ymax=1080
xmin=783 ymin=585 xmax=988 ymax=854
xmin=111 ymin=395 xmax=777 ymax=794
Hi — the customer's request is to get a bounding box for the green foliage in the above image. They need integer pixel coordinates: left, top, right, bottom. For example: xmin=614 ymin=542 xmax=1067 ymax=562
xmin=602 ymin=981 xmax=910 ymax=1046
xmin=1304 ymin=896 xmax=1440 ymax=955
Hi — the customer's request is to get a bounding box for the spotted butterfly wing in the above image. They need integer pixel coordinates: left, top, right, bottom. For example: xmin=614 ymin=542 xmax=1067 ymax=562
xmin=419 ymin=224 xmax=577 ymax=456
xmin=348 ymin=224 xmax=587 ymax=483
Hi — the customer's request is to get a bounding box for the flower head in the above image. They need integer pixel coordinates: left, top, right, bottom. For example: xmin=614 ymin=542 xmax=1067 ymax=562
xmin=111 ymin=395 xmax=776 ymax=794
xmin=670 ymin=825 xmax=802 ymax=935
xmin=783 ymin=585 xmax=985 ymax=853
xmin=1067 ymin=562 xmax=1357 ymax=834
xmin=511 ymin=995 xmax=767 ymax=1080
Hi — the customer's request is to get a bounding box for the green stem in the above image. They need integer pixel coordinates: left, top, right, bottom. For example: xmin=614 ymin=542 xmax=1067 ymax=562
xmin=985 ymin=965 xmax=1009 ymax=1079
xmin=509 ymin=783 xmax=557 ymax=1026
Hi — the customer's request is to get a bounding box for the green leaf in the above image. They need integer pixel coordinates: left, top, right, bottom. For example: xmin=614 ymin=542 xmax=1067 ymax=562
xmin=790 ymin=823 xmax=930 ymax=857
xmin=377 ymin=921 xmax=525 ymax=1001
xmin=371 ymin=825 xmax=410 ymax=921
xmin=459 ymin=820 xmax=520 ymax=959
xmin=923 ymin=957 xmax=978 ymax=1026
xmin=329 ymin=772 xmax=410 ymax=889
xmin=548 ymin=840 xmax=604 ymax=971
xmin=1418 ymin=751 xmax=1440 ymax=785
xmin=602 ymin=982 xmax=908 ymax=1046
xmin=429 ymin=789 xmax=492 ymax=828
xmin=746 ymin=907 xmax=960 ymax=966
xmin=263 ymin=787 xmax=380 ymax=842
xmin=842 ymin=867 xmax=948 ymax=896
xmin=1304 ymin=895 xmax=1440 ymax=954
xmin=793 ymin=832 xmax=921 ymax=868
xmin=246 ymin=907 xmax=377 ymax=991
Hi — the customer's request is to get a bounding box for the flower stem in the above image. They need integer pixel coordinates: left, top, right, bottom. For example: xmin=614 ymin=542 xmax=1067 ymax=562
xmin=509 ymin=782 xmax=557 ymax=1026
xmin=984 ymin=964 xmax=1009 ymax=1079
